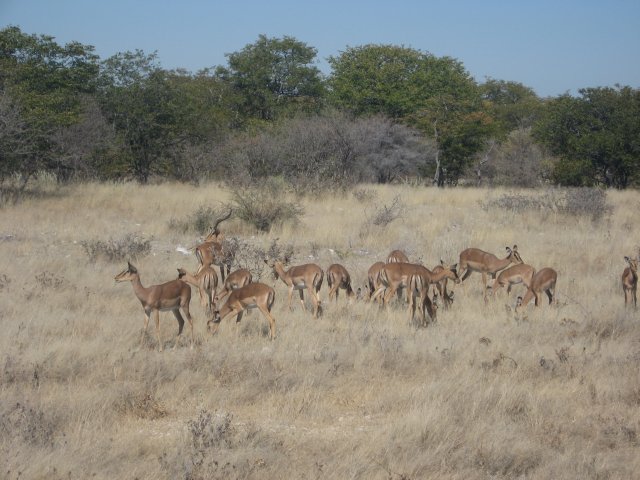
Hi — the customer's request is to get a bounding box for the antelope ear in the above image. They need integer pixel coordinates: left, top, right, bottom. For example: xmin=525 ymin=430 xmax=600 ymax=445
xmin=127 ymin=261 xmax=137 ymax=273
xmin=513 ymin=245 xmax=518 ymax=251
xmin=625 ymin=256 xmax=631 ymax=264
xmin=506 ymin=247 xmax=512 ymax=253
xmin=452 ymin=263 xmax=458 ymax=270
xmin=177 ymin=268 xmax=186 ymax=278
xmin=440 ymin=259 xmax=445 ymax=265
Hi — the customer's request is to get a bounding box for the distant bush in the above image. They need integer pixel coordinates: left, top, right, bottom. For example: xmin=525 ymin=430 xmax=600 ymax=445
xmin=230 ymin=178 xmax=303 ymax=232
xmin=483 ymin=187 xmax=610 ymax=221
xmin=168 ymin=205 xmax=229 ymax=235
xmin=81 ymin=234 xmax=151 ymax=262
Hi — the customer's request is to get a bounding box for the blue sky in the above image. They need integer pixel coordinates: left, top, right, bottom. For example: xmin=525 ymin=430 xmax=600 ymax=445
xmin=2 ymin=0 xmax=639 ymax=97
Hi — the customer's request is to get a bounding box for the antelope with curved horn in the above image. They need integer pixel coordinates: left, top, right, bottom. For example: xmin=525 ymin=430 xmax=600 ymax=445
xmin=115 ymin=262 xmax=194 ymax=351
xmin=195 ymin=209 xmax=233 ymax=282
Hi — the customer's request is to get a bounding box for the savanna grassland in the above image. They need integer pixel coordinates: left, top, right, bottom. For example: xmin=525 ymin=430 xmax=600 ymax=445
xmin=1 ymin=182 xmax=639 ymax=480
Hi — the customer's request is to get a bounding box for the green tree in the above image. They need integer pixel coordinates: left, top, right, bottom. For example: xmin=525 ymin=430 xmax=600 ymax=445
xmin=328 ymin=44 xmax=492 ymax=185
xmin=0 ymin=26 xmax=99 ymax=182
xmin=98 ymin=51 xmax=202 ymax=182
xmin=215 ymin=34 xmax=325 ymax=123
xmin=534 ymin=86 xmax=640 ymax=187
xmin=479 ymin=78 xmax=542 ymax=134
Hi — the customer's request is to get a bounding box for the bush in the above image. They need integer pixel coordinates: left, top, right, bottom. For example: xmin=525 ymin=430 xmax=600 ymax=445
xmin=168 ymin=205 xmax=229 ymax=235
xmin=80 ymin=234 xmax=151 ymax=262
xmin=230 ymin=178 xmax=304 ymax=232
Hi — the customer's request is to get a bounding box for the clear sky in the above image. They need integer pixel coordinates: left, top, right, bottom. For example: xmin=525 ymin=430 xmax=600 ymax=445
xmin=2 ymin=0 xmax=639 ymax=98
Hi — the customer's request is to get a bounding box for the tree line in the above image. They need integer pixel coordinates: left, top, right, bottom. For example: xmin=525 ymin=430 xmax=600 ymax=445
xmin=1 ymin=26 xmax=639 ymax=191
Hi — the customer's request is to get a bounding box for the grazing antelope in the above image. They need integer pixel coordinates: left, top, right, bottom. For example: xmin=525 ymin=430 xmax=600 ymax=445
xmin=366 ymin=261 xmax=385 ymax=303
xmin=177 ymin=266 xmax=218 ymax=314
xmin=516 ymin=267 xmax=557 ymax=311
xmin=430 ymin=264 xmax=455 ymax=310
xmin=387 ymin=249 xmax=409 ymax=264
xmin=622 ymin=256 xmax=638 ymax=308
xmin=264 ymin=259 xmax=324 ymax=318
xmin=214 ymin=268 xmax=253 ymax=305
xmin=208 ymin=283 xmax=276 ymax=340
xmin=115 ymin=262 xmax=194 ymax=351
xmin=194 ymin=210 xmax=232 ymax=282
xmin=458 ymin=245 xmax=523 ymax=301
xmin=408 ymin=262 xmax=461 ymax=325
xmin=326 ymin=263 xmax=355 ymax=303
xmin=491 ymin=263 xmax=535 ymax=299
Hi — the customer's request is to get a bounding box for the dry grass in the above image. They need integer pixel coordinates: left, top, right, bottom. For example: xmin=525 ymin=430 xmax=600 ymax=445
xmin=1 ymin=182 xmax=639 ymax=479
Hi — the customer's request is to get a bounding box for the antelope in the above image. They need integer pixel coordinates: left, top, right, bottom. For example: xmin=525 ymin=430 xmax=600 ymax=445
xmin=214 ymin=268 xmax=253 ymax=305
xmin=516 ymin=267 xmax=557 ymax=311
xmin=194 ymin=210 xmax=232 ymax=282
xmin=176 ymin=266 xmax=218 ymax=314
xmin=491 ymin=263 xmax=535 ymax=299
xmin=387 ymin=249 xmax=409 ymax=264
xmin=264 ymin=259 xmax=324 ymax=318
xmin=622 ymin=256 xmax=638 ymax=308
xmin=115 ymin=262 xmax=194 ymax=351
xmin=408 ymin=262 xmax=461 ymax=325
xmin=366 ymin=261 xmax=385 ymax=303
xmin=458 ymin=245 xmax=523 ymax=301
xmin=208 ymin=283 xmax=276 ymax=340
xmin=326 ymin=263 xmax=355 ymax=303
xmin=430 ymin=264 xmax=455 ymax=310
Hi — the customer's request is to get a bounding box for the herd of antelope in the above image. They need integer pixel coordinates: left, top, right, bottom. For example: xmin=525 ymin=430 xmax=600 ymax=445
xmin=114 ymin=213 xmax=635 ymax=351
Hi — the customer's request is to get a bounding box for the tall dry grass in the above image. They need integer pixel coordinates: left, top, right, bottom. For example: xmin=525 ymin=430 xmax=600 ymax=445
xmin=1 ymin=182 xmax=639 ymax=479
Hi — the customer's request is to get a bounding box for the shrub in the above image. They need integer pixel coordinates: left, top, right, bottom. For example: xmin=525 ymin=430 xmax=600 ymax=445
xmin=230 ymin=178 xmax=303 ymax=232
xmin=80 ymin=233 xmax=151 ymax=262
xmin=168 ymin=205 xmax=229 ymax=235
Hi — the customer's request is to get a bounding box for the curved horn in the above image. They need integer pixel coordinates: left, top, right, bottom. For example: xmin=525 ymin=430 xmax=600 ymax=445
xmin=212 ymin=209 xmax=233 ymax=234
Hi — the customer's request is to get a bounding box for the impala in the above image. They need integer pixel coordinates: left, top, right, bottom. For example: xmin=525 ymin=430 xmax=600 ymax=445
xmin=208 ymin=283 xmax=276 ymax=340
xmin=458 ymin=245 xmax=523 ymax=301
xmin=115 ymin=262 xmax=194 ymax=351
xmin=326 ymin=263 xmax=355 ymax=303
xmin=214 ymin=268 xmax=253 ymax=305
xmin=515 ymin=267 xmax=557 ymax=311
xmin=491 ymin=263 xmax=535 ymax=299
xmin=430 ymin=264 xmax=455 ymax=310
xmin=366 ymin=261 xmax=385 ymax=302
xmin=387 ymin=249 xmax=409 ymax=264
xmin=177 ymin=266 xmax=218 ymax=314
xmin=408 ymin=262 xmax=460 ymax=325
xmin=264 ymin=259 xmax=324 ymax=318
xmin=194 ymin=210 xmax=232 ymax=282
xmin=622 ymin=256 xmax=638 ymax=308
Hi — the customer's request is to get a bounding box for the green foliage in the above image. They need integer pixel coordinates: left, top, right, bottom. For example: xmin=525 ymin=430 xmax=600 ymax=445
xmin=215 ymin=34 xmax=325 ymax=123
xmin=480 ymin=78 xmax=542 ymax=134
xmin=534 ymin=86 xmax=640 ymax=187
xmin=0 ymin=26 xmax=100 ymax=181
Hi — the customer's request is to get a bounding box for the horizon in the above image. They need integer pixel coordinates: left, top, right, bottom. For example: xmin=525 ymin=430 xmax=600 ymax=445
xmin=2 ymin=0 xmax=640 ymax=98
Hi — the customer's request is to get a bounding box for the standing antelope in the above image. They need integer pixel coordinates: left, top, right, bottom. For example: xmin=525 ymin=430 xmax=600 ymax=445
xmin=115 ymin=262 xmax=194 ymax=351
xmin=408 ymin=262 xmax=461 ymax=325
xmin=208 ymin=283 xmax=276 ymax=340
xmin=264 ymin=259 xmax=324 ymax=318
xmin=622 ymin=256 xmax=638 ymax=308
xmin=516 ymin=267 xmax=557 ymax=311
xmin=326 ymin=263 xmax=355 ymax=303
xmin=491 ymin=263 xmax=535 ymax=299
xmin=366 ymin=261 xmax=385 ymax=303
xmin=177 ymin=266 xmax=218 ymax=314
xmin=214 ymin=268 xmax=253 ymax=305
xmin=195 ymin=210 xmax=232 ymax=282
xmin=387 ymin=249 xmax=409 ymax=264
xmin=458 ymin=245 xmax=523 ymax=301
